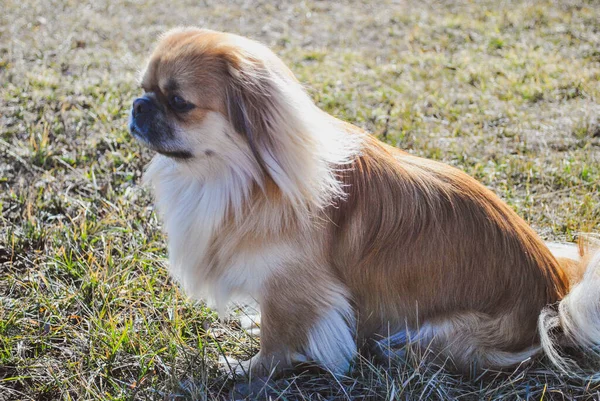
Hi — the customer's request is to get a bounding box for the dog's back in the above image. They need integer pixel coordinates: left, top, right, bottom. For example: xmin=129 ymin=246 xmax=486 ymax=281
xmin=328 ymin=132 xmax=576 ymax=370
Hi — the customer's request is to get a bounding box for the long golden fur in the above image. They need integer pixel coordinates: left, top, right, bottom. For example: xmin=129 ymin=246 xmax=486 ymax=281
xmin=130 ymin=28 xmax=600 ymax=377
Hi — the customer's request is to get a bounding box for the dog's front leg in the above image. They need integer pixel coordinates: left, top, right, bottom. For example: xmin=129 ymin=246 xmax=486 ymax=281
xmin=234 ymin=272 xmax=357 ymax=378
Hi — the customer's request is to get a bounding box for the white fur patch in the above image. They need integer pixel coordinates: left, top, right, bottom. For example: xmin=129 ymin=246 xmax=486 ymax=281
xmin=143 ymin=113 xmax=265 ymax=312
xmin=540 ymin=243 xmax=600 ymax=377
xmin=304 ymin=294 xmax=356 ymax=374
xmin=145 ymin=155 xmax=247 ymax=300
xmin=559 ymin=249 xmax=600 ymax=347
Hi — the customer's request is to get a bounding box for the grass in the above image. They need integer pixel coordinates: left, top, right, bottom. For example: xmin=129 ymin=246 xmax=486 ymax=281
xmin=1 ymin=0 xmax=600 ymax=399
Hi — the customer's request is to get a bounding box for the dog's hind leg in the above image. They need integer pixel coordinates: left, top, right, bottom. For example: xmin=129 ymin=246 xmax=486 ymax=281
xmin=377 ymin=312 xmax=540 ymax=372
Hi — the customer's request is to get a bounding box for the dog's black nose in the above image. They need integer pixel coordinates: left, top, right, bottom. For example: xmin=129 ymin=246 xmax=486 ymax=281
xmin=133 ymin=97 xmax=153 ymax=118
xmin=131 ymin=96 xmax=158 ymax=136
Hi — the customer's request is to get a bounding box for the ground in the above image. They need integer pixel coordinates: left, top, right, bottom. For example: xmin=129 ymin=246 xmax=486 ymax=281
xmin=1 ymin=0 xmax=600 ymax=399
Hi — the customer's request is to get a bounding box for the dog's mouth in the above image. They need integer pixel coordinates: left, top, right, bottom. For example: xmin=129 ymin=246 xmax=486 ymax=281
xmin=129 ymin=122 xmax=194 ymax=160
xmin=154 ymin=149 xmax=194 ymax=159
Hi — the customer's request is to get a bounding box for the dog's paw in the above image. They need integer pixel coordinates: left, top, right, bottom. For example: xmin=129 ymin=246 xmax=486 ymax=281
xmin=220 ymin=352 xmax=294 ymax=379
xmin=219 ymin=354 xmax=268 ymax=378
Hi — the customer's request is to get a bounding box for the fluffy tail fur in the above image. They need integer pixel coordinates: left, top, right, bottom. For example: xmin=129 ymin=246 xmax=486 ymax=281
xmin=540 ymin=236 xmax=600 ymax=376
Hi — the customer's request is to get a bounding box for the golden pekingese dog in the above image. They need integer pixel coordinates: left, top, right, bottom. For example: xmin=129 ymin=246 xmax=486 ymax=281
xmin=130 ymin=28 xmax=600 ymax=377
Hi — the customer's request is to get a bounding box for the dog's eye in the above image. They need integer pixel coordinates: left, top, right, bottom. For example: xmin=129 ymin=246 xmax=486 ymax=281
xmin=169 ymin=95 xmax=194 ymax=112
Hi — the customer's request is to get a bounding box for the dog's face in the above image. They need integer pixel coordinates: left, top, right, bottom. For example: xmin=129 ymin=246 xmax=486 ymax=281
xmin=130 ymin=29 xmax=236 ymax=167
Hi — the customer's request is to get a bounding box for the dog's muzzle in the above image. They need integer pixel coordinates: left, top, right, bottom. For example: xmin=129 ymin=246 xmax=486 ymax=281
xmin=129 ymin=96 xmax=157 ymax=139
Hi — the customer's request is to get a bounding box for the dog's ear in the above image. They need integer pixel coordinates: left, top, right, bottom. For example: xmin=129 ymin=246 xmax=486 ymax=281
xmin=225 ymin=61 xmax=276 ymax=173
xmin=222 ymin=46 xmax=346 ymax=210
xmin=224 ymin=52 xmax=296 ymax=193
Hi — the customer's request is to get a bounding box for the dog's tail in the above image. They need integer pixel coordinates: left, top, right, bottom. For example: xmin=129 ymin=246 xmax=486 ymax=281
xmin=540 ymin=236 xmax=600 ymax=376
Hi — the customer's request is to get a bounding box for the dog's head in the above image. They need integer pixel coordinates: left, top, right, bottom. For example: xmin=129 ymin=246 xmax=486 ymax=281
xmin=130 ymin=28 xmax=295 ymax=172
xmin=131 ymin=28 xmax=356 ymax=208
